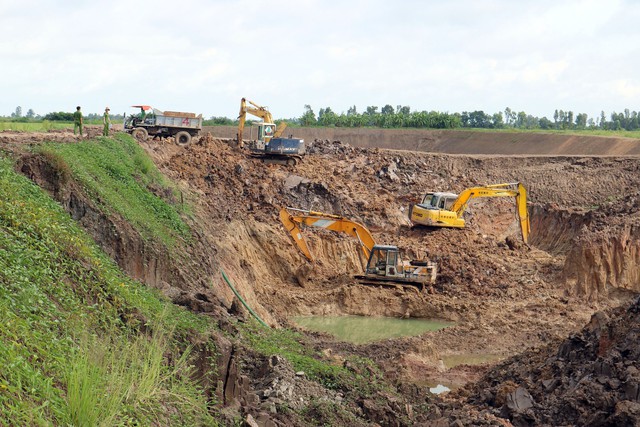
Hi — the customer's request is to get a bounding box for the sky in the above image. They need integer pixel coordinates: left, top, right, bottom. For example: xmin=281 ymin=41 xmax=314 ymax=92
xmin=2 ymin=0 xmax=640 ymax=121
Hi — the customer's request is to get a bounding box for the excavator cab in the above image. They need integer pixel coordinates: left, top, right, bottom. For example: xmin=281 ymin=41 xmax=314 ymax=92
xmin=419 ymin=192 xmax=458 ymax=210
xmin=249 ymin=122 xmax=277 ymax=152
xmin=362 ymin=245 xmax=437 ymax=286
xmin=366 ymin=245 xmax=401 ymax=276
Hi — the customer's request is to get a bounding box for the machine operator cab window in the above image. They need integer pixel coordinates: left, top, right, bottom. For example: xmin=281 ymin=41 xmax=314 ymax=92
xmin=256 ymin=123 xmax=276 ymax=143
xmin=366 ymin=245 xmax=402 ymax=277
xmin=419 ymin=193 xmax=436 ymax=209
xmin=420 ymin=192 xmax=458 ymax=210
xmin=420 ymin=193 xmax=458 ymax=210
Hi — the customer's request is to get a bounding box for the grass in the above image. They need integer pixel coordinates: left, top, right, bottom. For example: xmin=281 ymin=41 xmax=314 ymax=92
xmin=240 ymin=320 xmax=386 ymax=395
xmin=0 ymin=121 xmax=69 ymax=132
xmin=0 ymin=120 xmax=122 ymax=132
xmin=239 ymin=319 xmax=410 ymax=425
xmin=39 ymin=133 xmax=191 ymax=247
xmin=0 ymin=157 xmax=216 ymax=425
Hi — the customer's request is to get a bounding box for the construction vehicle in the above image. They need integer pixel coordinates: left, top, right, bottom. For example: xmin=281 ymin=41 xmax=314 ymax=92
xmin=236 ymin=98 xmax=305 ymax=165
xmin=124 ymin=105 xmax=202 ymax=145
xmin=408 ymin=182 xmax=530 ymax=244
xmin=279 ymin=207 xmax=437 ymax=288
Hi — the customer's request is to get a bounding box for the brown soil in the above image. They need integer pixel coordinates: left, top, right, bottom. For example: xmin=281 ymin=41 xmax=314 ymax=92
xmin=4 ymin=127 xmax=640 ymax=426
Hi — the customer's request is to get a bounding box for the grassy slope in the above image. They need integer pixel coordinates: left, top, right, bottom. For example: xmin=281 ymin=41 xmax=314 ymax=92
xmin=0 ymin=142 xmax=215 ymax=425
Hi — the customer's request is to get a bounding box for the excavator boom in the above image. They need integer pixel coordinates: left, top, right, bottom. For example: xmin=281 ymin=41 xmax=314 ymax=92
xmin=280 ymin=207 xmax=437 ymax=288
xmin=279 ymin=207 xmax=375 ymax=262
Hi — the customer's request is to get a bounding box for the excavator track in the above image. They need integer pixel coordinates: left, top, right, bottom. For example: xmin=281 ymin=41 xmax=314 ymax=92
xmin=354 ymin=275 xmax=429 ymax=292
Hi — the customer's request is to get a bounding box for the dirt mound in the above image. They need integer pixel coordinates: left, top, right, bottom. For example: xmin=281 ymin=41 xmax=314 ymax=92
xmin=458 ymin=297 xmax=640 ymax=426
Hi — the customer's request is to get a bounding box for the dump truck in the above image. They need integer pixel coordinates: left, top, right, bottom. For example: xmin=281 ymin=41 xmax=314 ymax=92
xmin=123 ymin=105 xmax=202 ymax=146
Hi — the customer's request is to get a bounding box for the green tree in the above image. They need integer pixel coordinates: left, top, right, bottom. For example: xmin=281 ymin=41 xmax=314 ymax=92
xmin=575 ymin=113 xmax=588 ymax=129
xmin=300 ymin=104 xmax=317 ymax=126
xmin=381 ymin=104 xmax=394 ymax=115
xmin=599 ymin=111 xmax=607 ymax=129
xmin=539 ymin=117 xmax=553 ymax=129
xmin=492 ymin=112 xmax=505 ymax=128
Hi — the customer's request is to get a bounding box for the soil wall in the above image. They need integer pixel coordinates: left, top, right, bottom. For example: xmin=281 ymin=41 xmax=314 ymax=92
xmin=203 ymin=126 xmax=640 ymax=156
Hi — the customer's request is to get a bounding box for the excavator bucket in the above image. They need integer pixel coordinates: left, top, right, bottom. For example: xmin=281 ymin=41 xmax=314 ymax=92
xmin=279 ymin=208 xmax=314 ymax=261
xmin=515 ymin=183 xmax=530 ymax=244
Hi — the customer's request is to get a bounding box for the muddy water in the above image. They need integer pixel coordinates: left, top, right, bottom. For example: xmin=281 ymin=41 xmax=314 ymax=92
xmin=292 ymin=315 xmax=453 ymax=344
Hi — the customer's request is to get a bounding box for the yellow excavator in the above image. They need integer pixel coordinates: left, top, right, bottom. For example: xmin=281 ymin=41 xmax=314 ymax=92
xmin=408 ymin=182 xmax=530 ymax=244
xmin=235 ymin=98 xmax=305 ymax=165
xmin=236 ymin=98 xmax=286 ymax=148
xmin=279 ymin=207 xmax=437 ymax=288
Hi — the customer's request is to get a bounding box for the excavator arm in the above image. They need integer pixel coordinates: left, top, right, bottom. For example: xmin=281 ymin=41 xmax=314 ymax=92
xmin=237 ymin=97 xmax=286 ymax=145
xmin=279 ymin=207 xmax=375 ymax=262
xmin=449 ymin=182 xmax=530 ymax=243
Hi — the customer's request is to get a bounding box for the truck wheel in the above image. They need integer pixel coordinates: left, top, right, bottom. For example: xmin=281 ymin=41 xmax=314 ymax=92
xmin=175 ymin=131 xmax=192 ymax=146
xmin=132 ymin=127 xmax=148 ymax=141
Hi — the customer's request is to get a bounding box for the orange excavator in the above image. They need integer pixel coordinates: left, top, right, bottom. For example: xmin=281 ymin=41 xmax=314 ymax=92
xmin=279 ymin=207 xmax=437 ymax=288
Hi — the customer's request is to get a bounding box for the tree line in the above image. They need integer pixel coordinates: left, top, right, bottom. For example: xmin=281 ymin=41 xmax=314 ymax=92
xmin=5 ymin=105 xmax=640 ymax=132
xmin=296 ymin=105 xmax=640 ymax=131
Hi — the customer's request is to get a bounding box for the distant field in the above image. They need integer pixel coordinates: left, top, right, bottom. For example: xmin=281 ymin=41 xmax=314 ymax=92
xmin=0 ymin=120 xmax=122 ymax=132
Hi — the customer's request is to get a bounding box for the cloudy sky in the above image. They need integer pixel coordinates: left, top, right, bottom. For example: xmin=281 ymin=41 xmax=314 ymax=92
xmin=3 ymin=0 xmax=639 ymax=121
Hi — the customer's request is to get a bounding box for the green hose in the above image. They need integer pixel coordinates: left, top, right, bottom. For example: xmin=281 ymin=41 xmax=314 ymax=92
xmin=219 ymin=268 xmax=270 ymax=329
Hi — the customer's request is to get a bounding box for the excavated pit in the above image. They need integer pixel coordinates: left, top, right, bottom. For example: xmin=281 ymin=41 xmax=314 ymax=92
xmin=4 ymin=128 xmax=640 ymax=424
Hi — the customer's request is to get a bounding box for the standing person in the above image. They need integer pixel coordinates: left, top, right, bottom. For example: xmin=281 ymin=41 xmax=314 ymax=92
xmin=103 ymin=107 xmax=111 ymax=136
xmin=73 ymin=106 xmax=83 ymax=136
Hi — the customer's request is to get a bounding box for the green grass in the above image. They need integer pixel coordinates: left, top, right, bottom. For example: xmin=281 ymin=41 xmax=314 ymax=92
xmin=0 ymin=157 xmax=216 ymax=425
xmin=239 ymin=320 xmax=409 ymax=425
xmin=0 ymin=121 xmax=69 ymax=132
xmin=39 ymin=133 xmax=191 ymax=246
xmin=240 ymin=320 xmax=385 ymax=395
xmin=0 ymin=120 xmax=123 ymax=132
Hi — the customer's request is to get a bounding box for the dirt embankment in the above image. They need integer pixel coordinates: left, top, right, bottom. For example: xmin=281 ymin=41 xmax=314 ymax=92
xmin=458 ymin=297 xmax=640 ymax=426
xmin=205 ymin=125 xmax=640 ymax=156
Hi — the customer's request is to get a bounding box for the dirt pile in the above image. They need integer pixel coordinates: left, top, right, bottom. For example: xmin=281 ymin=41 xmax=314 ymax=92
xmin=457 ymin=296 xmax=640 ymax=426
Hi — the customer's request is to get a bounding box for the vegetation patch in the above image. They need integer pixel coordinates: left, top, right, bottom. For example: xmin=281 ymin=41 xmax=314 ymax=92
xmin=240 ymin=320 xmax=388 ymax=397
xmin=39 ymin=133 xmax=191 ymax=246
xmin=0 ymin=157 xmax=215 ymax=426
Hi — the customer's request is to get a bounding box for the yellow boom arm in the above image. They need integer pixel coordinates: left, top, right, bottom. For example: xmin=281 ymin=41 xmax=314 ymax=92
xmin=279 ymin=207 xmax=376 ymax=262
xmin=236 ymin=98 xmax=287 ymax=145
xmin=449 ymin=182 xmax=530 ymax=243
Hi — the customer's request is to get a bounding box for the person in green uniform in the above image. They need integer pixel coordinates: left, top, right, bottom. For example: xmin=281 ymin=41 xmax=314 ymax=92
xmin=73 ymin=106 xmax=83 ymax=136
xmin=103 ymin=107 xmax=111 ymax=136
